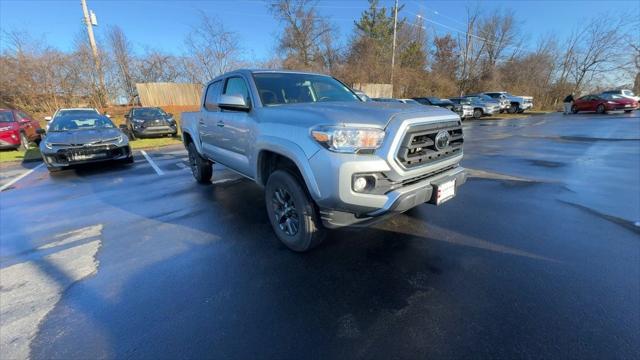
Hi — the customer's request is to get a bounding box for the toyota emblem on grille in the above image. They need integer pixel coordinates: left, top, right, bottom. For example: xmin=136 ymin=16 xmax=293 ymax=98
xmin=434 ymin=130 xmax=450 ymax=150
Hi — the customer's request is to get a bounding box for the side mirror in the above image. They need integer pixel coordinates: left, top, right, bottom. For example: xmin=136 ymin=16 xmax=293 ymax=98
xmin=218 ymin=95 xmax=250 ymax=112
xmin=44 ymin=116 xmax=52 ymax=121
xmin=167 ymin=113 xmax=173 ymax=117
xmin=124 ymin=114 xmax=129 ymax=119
xmin=119 ymin=124 xmax=128 ymax=130
xmin=36 ymin=128 xmax=46 ymax=135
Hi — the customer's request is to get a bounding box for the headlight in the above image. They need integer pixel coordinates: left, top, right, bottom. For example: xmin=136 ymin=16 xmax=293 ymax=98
xmin=132 ymin=118 xmax=144 ymax=123
xmin=45 ymin=141 xmax=53 ymax=150
xmin=311 ymin=126 xmax=385 ymax=153
xmin=117 ymin=134 xmax=125 ymax=144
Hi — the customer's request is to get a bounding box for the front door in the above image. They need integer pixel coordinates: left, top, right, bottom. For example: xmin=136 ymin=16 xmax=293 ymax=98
xmin=213 ymin=76 xmax=254 ymax=174
xmin=200 ymin=80 xmax=223 ymax=158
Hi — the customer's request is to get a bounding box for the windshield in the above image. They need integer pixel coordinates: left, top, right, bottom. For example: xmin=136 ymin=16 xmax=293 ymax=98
xmin=0 ymin=111 xmax=14 ymax=123
xmin=426 ymin=97 xmax=442 ymax=102
xmin=132 ymin=108 xmax=166 ymax=119
xmin=56 ymin=109 xmax=99 ymax=118
xmin=452 ymin=98 xmax=472 ymax=105
xmin=49 ymin=115 xmax=115 ymax=132
xmin=253 ymin=72 xmax=359 ymax=106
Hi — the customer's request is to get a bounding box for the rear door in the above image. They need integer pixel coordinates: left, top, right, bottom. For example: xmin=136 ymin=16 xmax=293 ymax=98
xmin=213 ymin=76 xmax=254 ymax=174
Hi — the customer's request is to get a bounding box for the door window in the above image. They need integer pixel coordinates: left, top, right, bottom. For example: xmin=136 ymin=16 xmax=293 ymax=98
xmin=204 ymin=81 xmax=222 ymax=111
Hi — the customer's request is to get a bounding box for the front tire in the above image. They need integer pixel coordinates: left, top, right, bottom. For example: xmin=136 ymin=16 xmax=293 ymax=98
xmin=473 ymin=109 xmax=483 ymax=119
xmin=596 ymin=104 xmax=606 ymax=114
xmin=508 ymin=103 xmax=519 ymax=114
xmin=265 ymin=170 xmax=325 ymax=252
xmin=187 ymin=142 xmax=212 ymax=183
xmin=572 ymin=105 xmax=579 ymax=114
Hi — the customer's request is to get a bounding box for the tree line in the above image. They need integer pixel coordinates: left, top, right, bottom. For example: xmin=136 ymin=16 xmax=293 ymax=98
xmin=1 ymin=0 xmax=638 ymax=115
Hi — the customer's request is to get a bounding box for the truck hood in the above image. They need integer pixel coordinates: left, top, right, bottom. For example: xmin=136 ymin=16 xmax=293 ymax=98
xmin=259 ymin=101 xmax=457 ymax=128
xmin=45 ymin=128 xmax=123 ymax=145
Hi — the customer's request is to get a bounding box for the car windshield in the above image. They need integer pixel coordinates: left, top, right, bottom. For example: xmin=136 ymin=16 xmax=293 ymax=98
xmin=426 ymin=97 xmax=442 ymax=102
xmin=402 ymin=99 xmax=420 ymax=104
xmin=252 ymin=72 xmax=359 ymax=106
xmin=452 ymin=98 xmax=472 ymax=105
xmin=56 ymin=109 xmax=99 ymax=118
xmin=49 ymin=115 xmax=115 ymax=131
xmin=132 ymin=108 xmax=166 ymax=119
xmin=0 ymin=111 xmax=14 ymax=122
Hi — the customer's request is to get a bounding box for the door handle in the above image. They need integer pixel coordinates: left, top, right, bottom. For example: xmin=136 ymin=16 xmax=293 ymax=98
xmin=217 ymin=121 xmax=225 ymax=127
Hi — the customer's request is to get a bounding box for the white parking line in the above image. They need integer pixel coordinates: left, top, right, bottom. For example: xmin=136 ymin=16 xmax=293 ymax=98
xmin=140 ymin=150 xmax=164 ymax=176
xmin=0 ymin=163 xmax=44 ymax=192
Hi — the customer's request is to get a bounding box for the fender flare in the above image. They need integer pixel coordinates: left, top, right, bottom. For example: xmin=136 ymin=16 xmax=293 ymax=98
xmin=253 ymin=136 xmax=322 ymax=200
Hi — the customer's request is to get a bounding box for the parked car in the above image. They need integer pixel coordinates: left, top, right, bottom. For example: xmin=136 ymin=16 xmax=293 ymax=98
xmin=397 ymin=99 xmax=421 ymax=105
xmin=45 ymin=108 xmax=102 ymax=130
xmin=124 ymin=107 xmax=178 ymax=139
xmin=450 ymin=96 xmax=500 ymax=119
xmin=474 ymin=93 xmax=510 ymax=113
xmin=181 ymin=69 xmax=466 ymax=252
xmin=413 ymin=97 xmax=473 ymax=120
xmin=371 ymin=97 xmax=403 ymax=103
xmin=601 ymin=89 xmax=640 ymax=102
xmin=353 ymin=90 xmax=371 ymax=102
xmin=39 ymin=113 xmax=133 ymax=172
xmin=412 ymin=97 xmax=455 ymax=110
xmin=571 ymin=94 xmax=638 ymax=114
xmin=0 ymin=108 xmax=42 ymax=150
xmin=483 ymin=91 xmax=533 ymax=113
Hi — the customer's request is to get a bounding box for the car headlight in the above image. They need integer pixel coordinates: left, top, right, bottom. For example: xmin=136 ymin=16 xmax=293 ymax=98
xmin=132 ymin=118 xmax=144 ymax=123
xmin=117 ymin=134 xmax=125 ymax=144
xmin=44 ymin=141 xmax=53 ymax=150
xmin=311 ymin=126 xmax=385 ymax=153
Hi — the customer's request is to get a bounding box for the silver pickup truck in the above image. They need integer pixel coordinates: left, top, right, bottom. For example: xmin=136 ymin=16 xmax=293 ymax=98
xmin=181 ymin=69 xmax=466 ymax=251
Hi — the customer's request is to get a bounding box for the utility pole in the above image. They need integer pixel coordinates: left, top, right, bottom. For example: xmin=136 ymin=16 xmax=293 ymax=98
xmin=390 ymin=0 xmax=398 ymax=96
xmin=81 ymin=0 xmax=106 ymax=106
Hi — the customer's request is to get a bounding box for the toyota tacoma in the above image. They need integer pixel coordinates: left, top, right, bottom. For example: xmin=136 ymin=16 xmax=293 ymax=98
xmin=181 ymin=70 xmax=466 ymax=252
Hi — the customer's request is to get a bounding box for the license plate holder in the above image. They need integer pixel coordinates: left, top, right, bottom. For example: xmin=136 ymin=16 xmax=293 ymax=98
xmin=434 ymin=179 xmax=456 ymax=205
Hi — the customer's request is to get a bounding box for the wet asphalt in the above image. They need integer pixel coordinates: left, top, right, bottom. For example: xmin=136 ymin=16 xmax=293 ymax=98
xmin=0 ymin=111 xmax=639 ymax=359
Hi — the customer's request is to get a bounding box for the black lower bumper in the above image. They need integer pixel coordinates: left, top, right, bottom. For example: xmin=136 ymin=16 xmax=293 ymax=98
xmin=43 ymin=145 xmax=132 ymax=167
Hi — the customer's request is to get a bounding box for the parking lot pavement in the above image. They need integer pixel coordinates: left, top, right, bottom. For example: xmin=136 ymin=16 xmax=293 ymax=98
xmin=1 ymin=112 xmax=639 ymax=359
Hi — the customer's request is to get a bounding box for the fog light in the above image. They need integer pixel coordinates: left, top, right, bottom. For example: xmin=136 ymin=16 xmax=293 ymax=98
xmin=353 ymin=176 xmax=368 ymax=192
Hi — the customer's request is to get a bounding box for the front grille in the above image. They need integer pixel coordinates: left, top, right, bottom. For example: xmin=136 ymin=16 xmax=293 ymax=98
xmin=54 ymin=145 xmax=126 ymax=163
xmin=396 ymin=120 xmax=463 ymax=169
xmin=143 ymin=119 xmax=169 ymax=127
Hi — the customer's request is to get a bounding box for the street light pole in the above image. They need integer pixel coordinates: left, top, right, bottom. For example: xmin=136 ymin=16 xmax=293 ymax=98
xmin=390 ymin=0 xmax=398 ymax=96
xmin=80 ymin=0 xmax=106 ymax=106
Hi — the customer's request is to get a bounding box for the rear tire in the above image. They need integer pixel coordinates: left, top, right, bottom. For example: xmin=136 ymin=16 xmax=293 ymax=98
xmin=18 ymin=132 xmax=29 ymax=151
xmin=508 ymin=103 xmax=519 ymax=114
xmin=265 ymin=170 xmax=325 ymax=252
xmin=47 ymin=166 xmax=62 ymax=173
xmin=473 ymin=109 xmax=483 ymax=119
xmin=187 ymin=142 xmax=212 ymax=183
xmin=596 ymin=104 xmax=606 ymax=114
xmin=571 ymin=105 xmax=578 ymax=114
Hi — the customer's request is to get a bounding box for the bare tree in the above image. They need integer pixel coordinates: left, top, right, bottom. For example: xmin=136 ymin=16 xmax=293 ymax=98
xmin=184 ymin=12 xmax=243 ymax=84
xmin=107 ymin=25 xmax=137 ymax=104
xmin=269 ymin=0 xmax=336 ymax=72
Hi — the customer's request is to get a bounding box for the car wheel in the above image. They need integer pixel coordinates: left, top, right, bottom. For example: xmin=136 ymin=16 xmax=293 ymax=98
xmin=187 ymin=142 xmax=212 ymax=183
xmin=47 ymin=166 xmax=62 ymax=173
xmin=571 ymin=105 xmax=579 ymax=114
xmin=508 ymin=104 xmax=519 ymax=114
xmin=473 ymin=109 xmax=482 ymax=119
xmin=265 ymin=170 xmax=325 ymax=252
xmin=18 ymin=132 xmax=29 ymax=151
xmin=596 ymin=104 xmax=606 ymax=114
xmin=624 ymin=110 xmax=632 ymax=113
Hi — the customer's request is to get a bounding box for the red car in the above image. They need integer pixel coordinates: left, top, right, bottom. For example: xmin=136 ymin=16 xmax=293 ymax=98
xmin=572 ymin=94 xmax=638 ymax=114
xmin=0 ymin=108 xmax=43 ymax=150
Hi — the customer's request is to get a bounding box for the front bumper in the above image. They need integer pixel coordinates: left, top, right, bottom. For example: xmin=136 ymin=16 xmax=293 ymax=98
xmin=319 ymin=166 xmax=466 ymax=228
xmin=42 ymin=144 xmax=131 ymax=167
xmin=133 ymin=124 xmax=177 ymax=136
xmin=521 ymin=102 xmax=533 ymax=110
